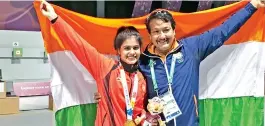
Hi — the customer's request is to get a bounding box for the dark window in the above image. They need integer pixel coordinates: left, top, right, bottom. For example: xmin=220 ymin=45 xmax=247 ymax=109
xmin=180 ymin=1 xmax=199 ymax=13
xmin=105 ymin=1 xmax=135 ymax=18
xmin=150 ymin=1 xmax=162 ymax=12
xmin=50 ymin=1 xmax=97 ymax=17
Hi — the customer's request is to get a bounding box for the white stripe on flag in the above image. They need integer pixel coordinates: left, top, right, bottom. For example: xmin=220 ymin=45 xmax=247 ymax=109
xmin=49 ymin=51 xmax=97 ymax=110
xmin=199 ymin=41 xmax=265 ymax=99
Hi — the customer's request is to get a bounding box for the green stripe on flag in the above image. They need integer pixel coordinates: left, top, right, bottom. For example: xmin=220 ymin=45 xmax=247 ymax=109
xmin=55 ymin=103 xmax=97 ymax=126
xmin=200 ymin=96 xmax=264 ymax=126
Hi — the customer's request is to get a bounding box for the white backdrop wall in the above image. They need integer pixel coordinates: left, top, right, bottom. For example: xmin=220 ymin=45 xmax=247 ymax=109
xmin=0 ymin=30 xmax=51 ymax=81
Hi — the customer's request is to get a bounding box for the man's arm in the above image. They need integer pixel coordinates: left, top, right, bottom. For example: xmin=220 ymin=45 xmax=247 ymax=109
xmin=182 ymin=2 xmax=258 ymax=61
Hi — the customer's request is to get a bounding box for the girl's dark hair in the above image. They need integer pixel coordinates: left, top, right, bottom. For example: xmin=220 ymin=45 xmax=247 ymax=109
xmin=114 ymin=26 xmax=142 ymax=50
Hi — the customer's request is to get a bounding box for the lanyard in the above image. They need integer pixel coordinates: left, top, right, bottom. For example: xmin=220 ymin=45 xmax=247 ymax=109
xmin=120 ymin=69 xmax=139 ymax=120
xmin=149 ymin=54 xmax=177 ymax=95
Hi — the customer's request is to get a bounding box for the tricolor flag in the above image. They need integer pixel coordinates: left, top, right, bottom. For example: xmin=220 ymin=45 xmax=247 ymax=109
xmin=33 ymin=1 xmax=264 ymax=126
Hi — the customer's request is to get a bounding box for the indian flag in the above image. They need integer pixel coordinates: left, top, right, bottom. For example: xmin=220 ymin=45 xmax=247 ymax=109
xmin=33 ymin=1 xmax=264 ymax=126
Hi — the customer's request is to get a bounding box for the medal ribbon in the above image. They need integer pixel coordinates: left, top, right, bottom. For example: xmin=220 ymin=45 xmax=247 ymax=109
xmin=120 ymin=69 xmax=139 ymax=120
xmin=149 ymin=54 xmax=177 ymax=95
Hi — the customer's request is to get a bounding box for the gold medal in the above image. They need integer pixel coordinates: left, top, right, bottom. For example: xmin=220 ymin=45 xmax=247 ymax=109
xmin=124 ymin=120 xmax=136 ymax=126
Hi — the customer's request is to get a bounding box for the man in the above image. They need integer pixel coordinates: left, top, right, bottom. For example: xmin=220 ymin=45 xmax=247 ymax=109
xmin=95 ymin=0 xmax=265 ymax=125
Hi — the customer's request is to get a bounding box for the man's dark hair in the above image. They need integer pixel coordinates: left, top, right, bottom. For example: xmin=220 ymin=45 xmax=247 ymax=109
xmin=145 ymin=9 xmax=176 ymax=33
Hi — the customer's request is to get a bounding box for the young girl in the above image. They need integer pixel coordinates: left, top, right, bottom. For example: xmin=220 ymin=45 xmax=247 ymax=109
xmin=40 ymin=1 xmax=147 ymax=125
